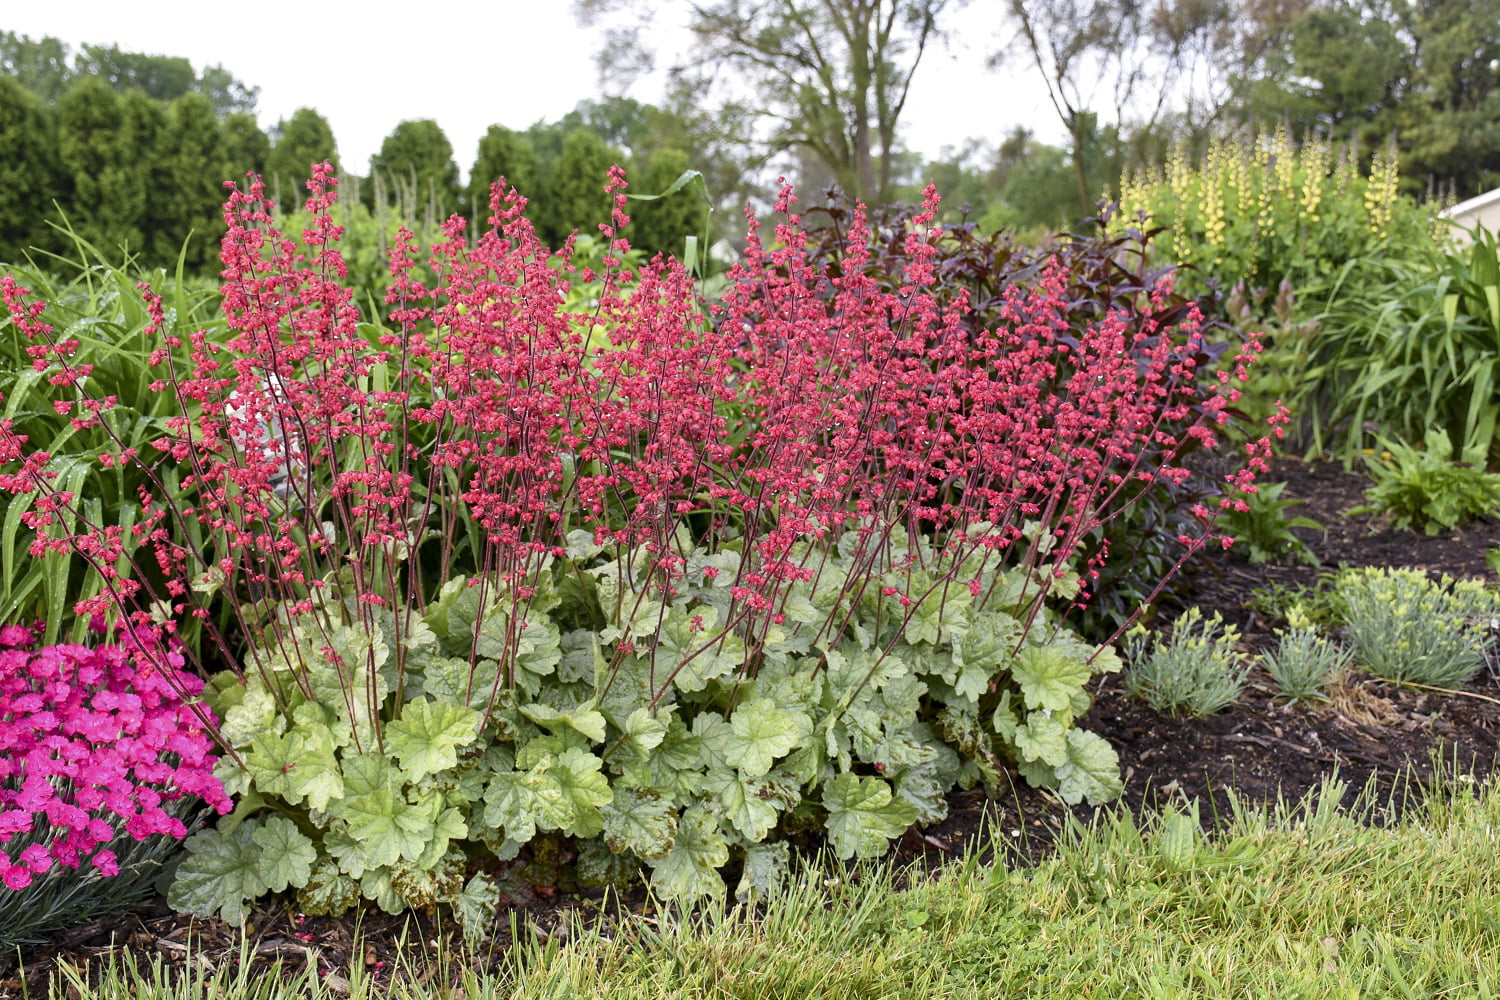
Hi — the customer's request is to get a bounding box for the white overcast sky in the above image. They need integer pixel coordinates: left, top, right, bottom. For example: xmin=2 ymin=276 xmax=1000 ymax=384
xmin=8 ymin=1 xmax=1059 ymax=187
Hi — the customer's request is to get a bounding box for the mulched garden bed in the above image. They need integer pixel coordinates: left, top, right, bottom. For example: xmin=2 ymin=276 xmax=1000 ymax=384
xmin=5 ymin=457 xmax=1497 ymax=997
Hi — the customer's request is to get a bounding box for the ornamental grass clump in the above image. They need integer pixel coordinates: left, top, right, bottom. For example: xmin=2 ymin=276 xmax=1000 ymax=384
xmin=1337 ymin=567 xmax=1498 ymax=688
xmin=0 ymin=623 xmax=230 ymax=950
xmin=1125 ymin=608 xmax=1249 ymax=716
xmin=0 ymin=165 xmax=1278 ymax=928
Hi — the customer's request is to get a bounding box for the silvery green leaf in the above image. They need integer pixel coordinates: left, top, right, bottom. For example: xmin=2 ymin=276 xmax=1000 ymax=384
xmin=1055 ymin=729 xmax=1123 ymax=806
xmin=527 ymin=747 xmax=612 ymax=837
xmin=690 ymin=713 xmax=734 ymax=772
xmin=577 ymin=837 xmax=642 ymax=889
xmin=221 ymin=687 xmax=281 ymax=748
xmin=602 ymin=787 xmax=678 ymax=860
xmin=481 ymin=770 xmax=538 ymax=847
xmin=724 ymin=698 xmax=809 ymax=777
xmin=648 ymin=805 xmax=728 ymax=904
xmin=297 ymin=857 xmax=361 ymax=917
xmin=822 ymin=773 xmax=917 ymax=861
xmin=704 ymin=768 xmax=795 ymax=842
xmin=361 ymin=867 xmax=405 ymax=914
xmin=387 ymin=699 xmax=481 ymax=782
xmin=1014 ymin=711 xmax=1069 ymax=767
xmin=597 ymin=653 xmax=658 ymax=726
xmin=454 ymin=873 xmax=502 ymax=950
xmin=735 ymin=842 xmax=790 ymax=904
xmin=250 ymin=815 xmax=316 ymax=893
xmin=167 ymin=822 xmax=261 ymax=925
xmin=1011 ymin=641 xmax=1092 ymax=714
xmin=559 ymin=629 xmax=606 ymax=684
xmin=390 ymin=848 xmax=467 ymax=909
xmin=647 ymin=716 xmax=708 ymax=803
xmin=519 ymin=701 xmax=607 ymax=743
xmin=330 ymin=753 xmax=434 ymax=867
xmin=958 ymin=612 xmax=1020 ymax=672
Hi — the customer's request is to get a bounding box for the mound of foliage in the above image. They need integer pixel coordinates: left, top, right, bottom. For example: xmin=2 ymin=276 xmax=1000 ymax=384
xmin=0 ymin=165 xmax=1277 ymax=935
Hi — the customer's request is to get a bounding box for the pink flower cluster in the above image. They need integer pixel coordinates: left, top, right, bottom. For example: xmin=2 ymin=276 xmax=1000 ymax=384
xmin=0 ymin=624 xmax=231 ymax=891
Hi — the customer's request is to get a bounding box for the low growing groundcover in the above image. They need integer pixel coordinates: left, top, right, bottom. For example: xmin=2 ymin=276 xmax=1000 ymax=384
xmin=3 ymin=456 xmax=1497 ymax=997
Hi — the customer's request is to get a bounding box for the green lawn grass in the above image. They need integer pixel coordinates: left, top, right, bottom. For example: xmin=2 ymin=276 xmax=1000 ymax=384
xmin=54 ymin=765 xmax=1500 ymax=1000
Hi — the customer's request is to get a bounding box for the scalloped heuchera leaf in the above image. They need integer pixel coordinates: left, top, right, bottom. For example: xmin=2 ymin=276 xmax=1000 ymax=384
xmin=1011 ymin=640 xmax=1093 ymax=714
xmin=386 ymin=698 xmax=480 ymax=782
xmin=251 ymin=815 xmax=317 ymax=892
xmin=520 ymin=701 xmax=607 ymax=743
xmin=704 ymin=767 xmax=796 ymax=841
xmin=454 ymin=873 xmax=502 ymax=949
xmin=724 ymin=698 xmax=809 ymax=777
xmin=822 ymin=773 xmax=917 ymax=860
xmin=330 ymin=753 xmax=437 ymax=868
xmin=1055 ymin=729 xmax=1123 ymax=806
xmin=602 ymin=786 xmax=677 ymax=860
xmin=736 ymin=841 xmax=790 ymax=903
xmin=168 ymin=823 xmax=262 ymax=925
xmin=649 ymin=804 xmax=729 ymax=904
xmin=297 ymin=857 xmax=362 ymax=917
xmin=169 ymin=816 xmax=315 ymax=925
xmin=1014 ymin=711 xmax=1069 ymax=768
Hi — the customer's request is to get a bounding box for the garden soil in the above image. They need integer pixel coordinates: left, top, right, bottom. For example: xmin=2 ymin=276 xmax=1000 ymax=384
xmin=5 ymin=458 xmax=1497 ymax=996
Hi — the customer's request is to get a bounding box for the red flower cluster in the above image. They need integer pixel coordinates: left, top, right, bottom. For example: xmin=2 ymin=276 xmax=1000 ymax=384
xmin=0 ymin=625 xmax=230 ymax=890
xmin=0 ymin=164 xmax=1278 ymax=729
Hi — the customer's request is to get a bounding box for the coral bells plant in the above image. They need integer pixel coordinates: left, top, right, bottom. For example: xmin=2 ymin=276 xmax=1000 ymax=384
xmin=0 ymin=622 xmax=229 ymax=948
xmin=0 ymin=164 xmax=1279 ymax=928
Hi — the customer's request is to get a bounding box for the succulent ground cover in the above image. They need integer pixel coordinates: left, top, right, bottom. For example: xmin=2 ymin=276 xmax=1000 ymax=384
xmin=1 ymin=457 xmax=1494 ymax=995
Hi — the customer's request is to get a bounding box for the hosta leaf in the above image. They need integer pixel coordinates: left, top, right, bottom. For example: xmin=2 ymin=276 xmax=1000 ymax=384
xmin=1012 ymin=642 xmax=1091 ymax=714
xmin=387 ymin=699 xmax=481 ymax=782
xmin=648 ymin=805 xmax=728 ymax=904
xmin=602 ymin=786 xmax=678 ymax=860
xmin=297 ymin=857 xmax=361 ymax=917
xmin=520 ymin=701 xmax=607 ymax=743
xmin=454 ymin=874 xmax=502 ymax=950
xmin=250 ymin=815 xmax=316 ymax=893
xmin=1014 ymin=712 xmax=1069 ymax=767
xmin=735 ymin=842 xmax=790 ymax=903
xmin=1055 ymin=729 xmax=1123 ymax=806
xmin=168 ymin=822 xmax=261 ymax=925
xmin=725 ymin=698 xmax=809 ymax=778
xmin=822 ymin=773 xmax=916 ymax=860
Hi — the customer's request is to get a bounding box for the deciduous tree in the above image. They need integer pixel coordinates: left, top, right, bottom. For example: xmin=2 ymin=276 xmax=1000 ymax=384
xmin=575 ymin=0 xmax=960 ymax=204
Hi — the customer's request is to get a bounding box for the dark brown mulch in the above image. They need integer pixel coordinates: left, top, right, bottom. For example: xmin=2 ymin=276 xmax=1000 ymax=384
xmin=5 ymin=457 xmax=1498 ymax=998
